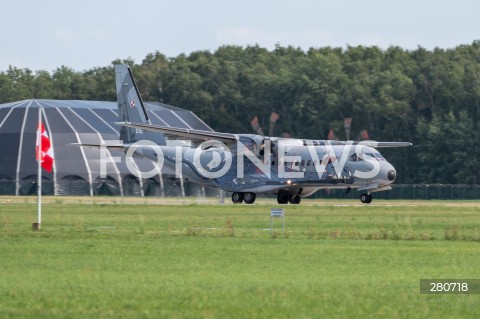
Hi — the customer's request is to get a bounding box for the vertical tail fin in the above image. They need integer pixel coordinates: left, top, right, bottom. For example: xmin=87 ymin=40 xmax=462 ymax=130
xmin=115 ymin=64 xmax=165 ymax=145
xmin=115 ymin=64 xmax=148 ymax=143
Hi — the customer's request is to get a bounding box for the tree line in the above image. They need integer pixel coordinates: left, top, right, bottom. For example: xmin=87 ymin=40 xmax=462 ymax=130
xmin=1 ymin=43 xmax=479 ymax=184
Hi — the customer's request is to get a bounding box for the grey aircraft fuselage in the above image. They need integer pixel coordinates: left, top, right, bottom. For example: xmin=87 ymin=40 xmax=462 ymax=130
xmin=75 ymin=64 xmax=410 ymax=205
xmin=130 ymin=133 xmax=397 ymax=203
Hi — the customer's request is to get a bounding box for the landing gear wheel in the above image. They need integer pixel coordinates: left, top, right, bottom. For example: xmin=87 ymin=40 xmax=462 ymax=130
xmin=243 ymin=192 xmax=256 ymax=204
xmin=360 ymin=193 xmax=373 ymax=204
xmin=289 ymin=195 xmax=301 ymax=204
xmin=232 ymin=192 xmax=244 ymax=204
xmin=277 ymin=194 xmax=289 ymax=204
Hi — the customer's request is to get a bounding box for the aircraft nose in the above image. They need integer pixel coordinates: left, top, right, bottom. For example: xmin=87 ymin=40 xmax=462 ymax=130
xmin=387 ymin=170 xmax=396 ymax=181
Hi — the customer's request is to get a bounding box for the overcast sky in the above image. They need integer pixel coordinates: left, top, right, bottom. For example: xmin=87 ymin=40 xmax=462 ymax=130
xmin=1 ymin=0 xmax=479 ymax=72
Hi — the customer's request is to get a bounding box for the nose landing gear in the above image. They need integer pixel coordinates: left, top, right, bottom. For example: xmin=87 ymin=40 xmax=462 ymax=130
xmin=360 ymin=193 xmax=373 ymax=204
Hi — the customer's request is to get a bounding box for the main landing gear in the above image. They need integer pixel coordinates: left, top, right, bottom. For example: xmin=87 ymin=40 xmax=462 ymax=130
xmin=360 ymin=193 xmax=373 ymax=204
xmin=276 ymin=193 xmax=301 ymax=205
xmin=231 ymin=192 xmax=256 ymax=204
xmin=233 ymin=191 xmax=372 ymax=204
xmin=231 ymin=192 xmax=302 ymax=205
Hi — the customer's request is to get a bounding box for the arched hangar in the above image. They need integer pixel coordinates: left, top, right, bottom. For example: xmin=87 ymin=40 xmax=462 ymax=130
xmin=0 ymin=99 xmax=213 ymax=196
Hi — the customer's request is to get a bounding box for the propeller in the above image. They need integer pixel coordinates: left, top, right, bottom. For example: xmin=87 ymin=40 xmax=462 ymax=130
xmin=269 ymin=112 xmax=280 ymax=137
xmin=327 ymin=129 xmax=336 ymax=140
xmin=250 ymin=111 xmax=281 ymax=137
xmin=250 ymin=116 xmax=264 ymax=135
xmin=359 ymin=130 xmax=369 ymax=140
xmin=344 ymin=117 xmax=352 ymax=140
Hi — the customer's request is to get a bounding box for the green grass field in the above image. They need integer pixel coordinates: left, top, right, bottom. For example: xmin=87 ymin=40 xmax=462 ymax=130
xmin=1 ymin=197 xmax=479 ymax=318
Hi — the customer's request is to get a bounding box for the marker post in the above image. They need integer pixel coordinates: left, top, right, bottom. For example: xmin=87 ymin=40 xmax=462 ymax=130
xmin=33 ymin=108 xmax=42 ymax=230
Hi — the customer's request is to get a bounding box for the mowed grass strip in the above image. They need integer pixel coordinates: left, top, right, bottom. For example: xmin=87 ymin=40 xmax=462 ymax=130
xmin=0 ymin=200 xmax=479 ymax=318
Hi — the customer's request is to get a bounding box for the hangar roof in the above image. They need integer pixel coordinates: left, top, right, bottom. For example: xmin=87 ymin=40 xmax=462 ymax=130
xmin=0 ymin=99 xmax=212 ymax=133
xmin=0 ymin=99 xmax=213 ymax=196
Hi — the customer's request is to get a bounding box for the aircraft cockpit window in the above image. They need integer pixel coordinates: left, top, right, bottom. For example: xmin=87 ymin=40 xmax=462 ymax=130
xmin=364 ymin=152 xmax=384 ymax=160
xmin=307 ymin=160 xmax=311 ymax=166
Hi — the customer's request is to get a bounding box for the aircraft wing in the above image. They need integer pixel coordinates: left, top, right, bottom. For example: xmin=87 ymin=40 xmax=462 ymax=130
xmin=298 ymin=139 xmax=412 ymax=148
xmin=356 ymin=141 xmax=412 ymax=148
xmin=114 ymin=122 xmax=237 ymax=143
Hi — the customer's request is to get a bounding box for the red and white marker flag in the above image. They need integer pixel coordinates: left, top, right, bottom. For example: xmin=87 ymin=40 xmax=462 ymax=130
xmin=36 ymin=121 xmax=54 ymax=172
xmin=34 ymin=108 xmax=54 ymax=230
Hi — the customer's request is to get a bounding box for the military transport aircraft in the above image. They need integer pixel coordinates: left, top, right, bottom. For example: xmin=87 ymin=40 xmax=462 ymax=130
xmin=83 ymin=65 xmax=412 ymax=204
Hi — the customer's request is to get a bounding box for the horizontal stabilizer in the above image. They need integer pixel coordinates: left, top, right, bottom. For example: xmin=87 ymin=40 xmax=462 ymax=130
xmin=68 ymin=143 xmax=126 ymax=152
